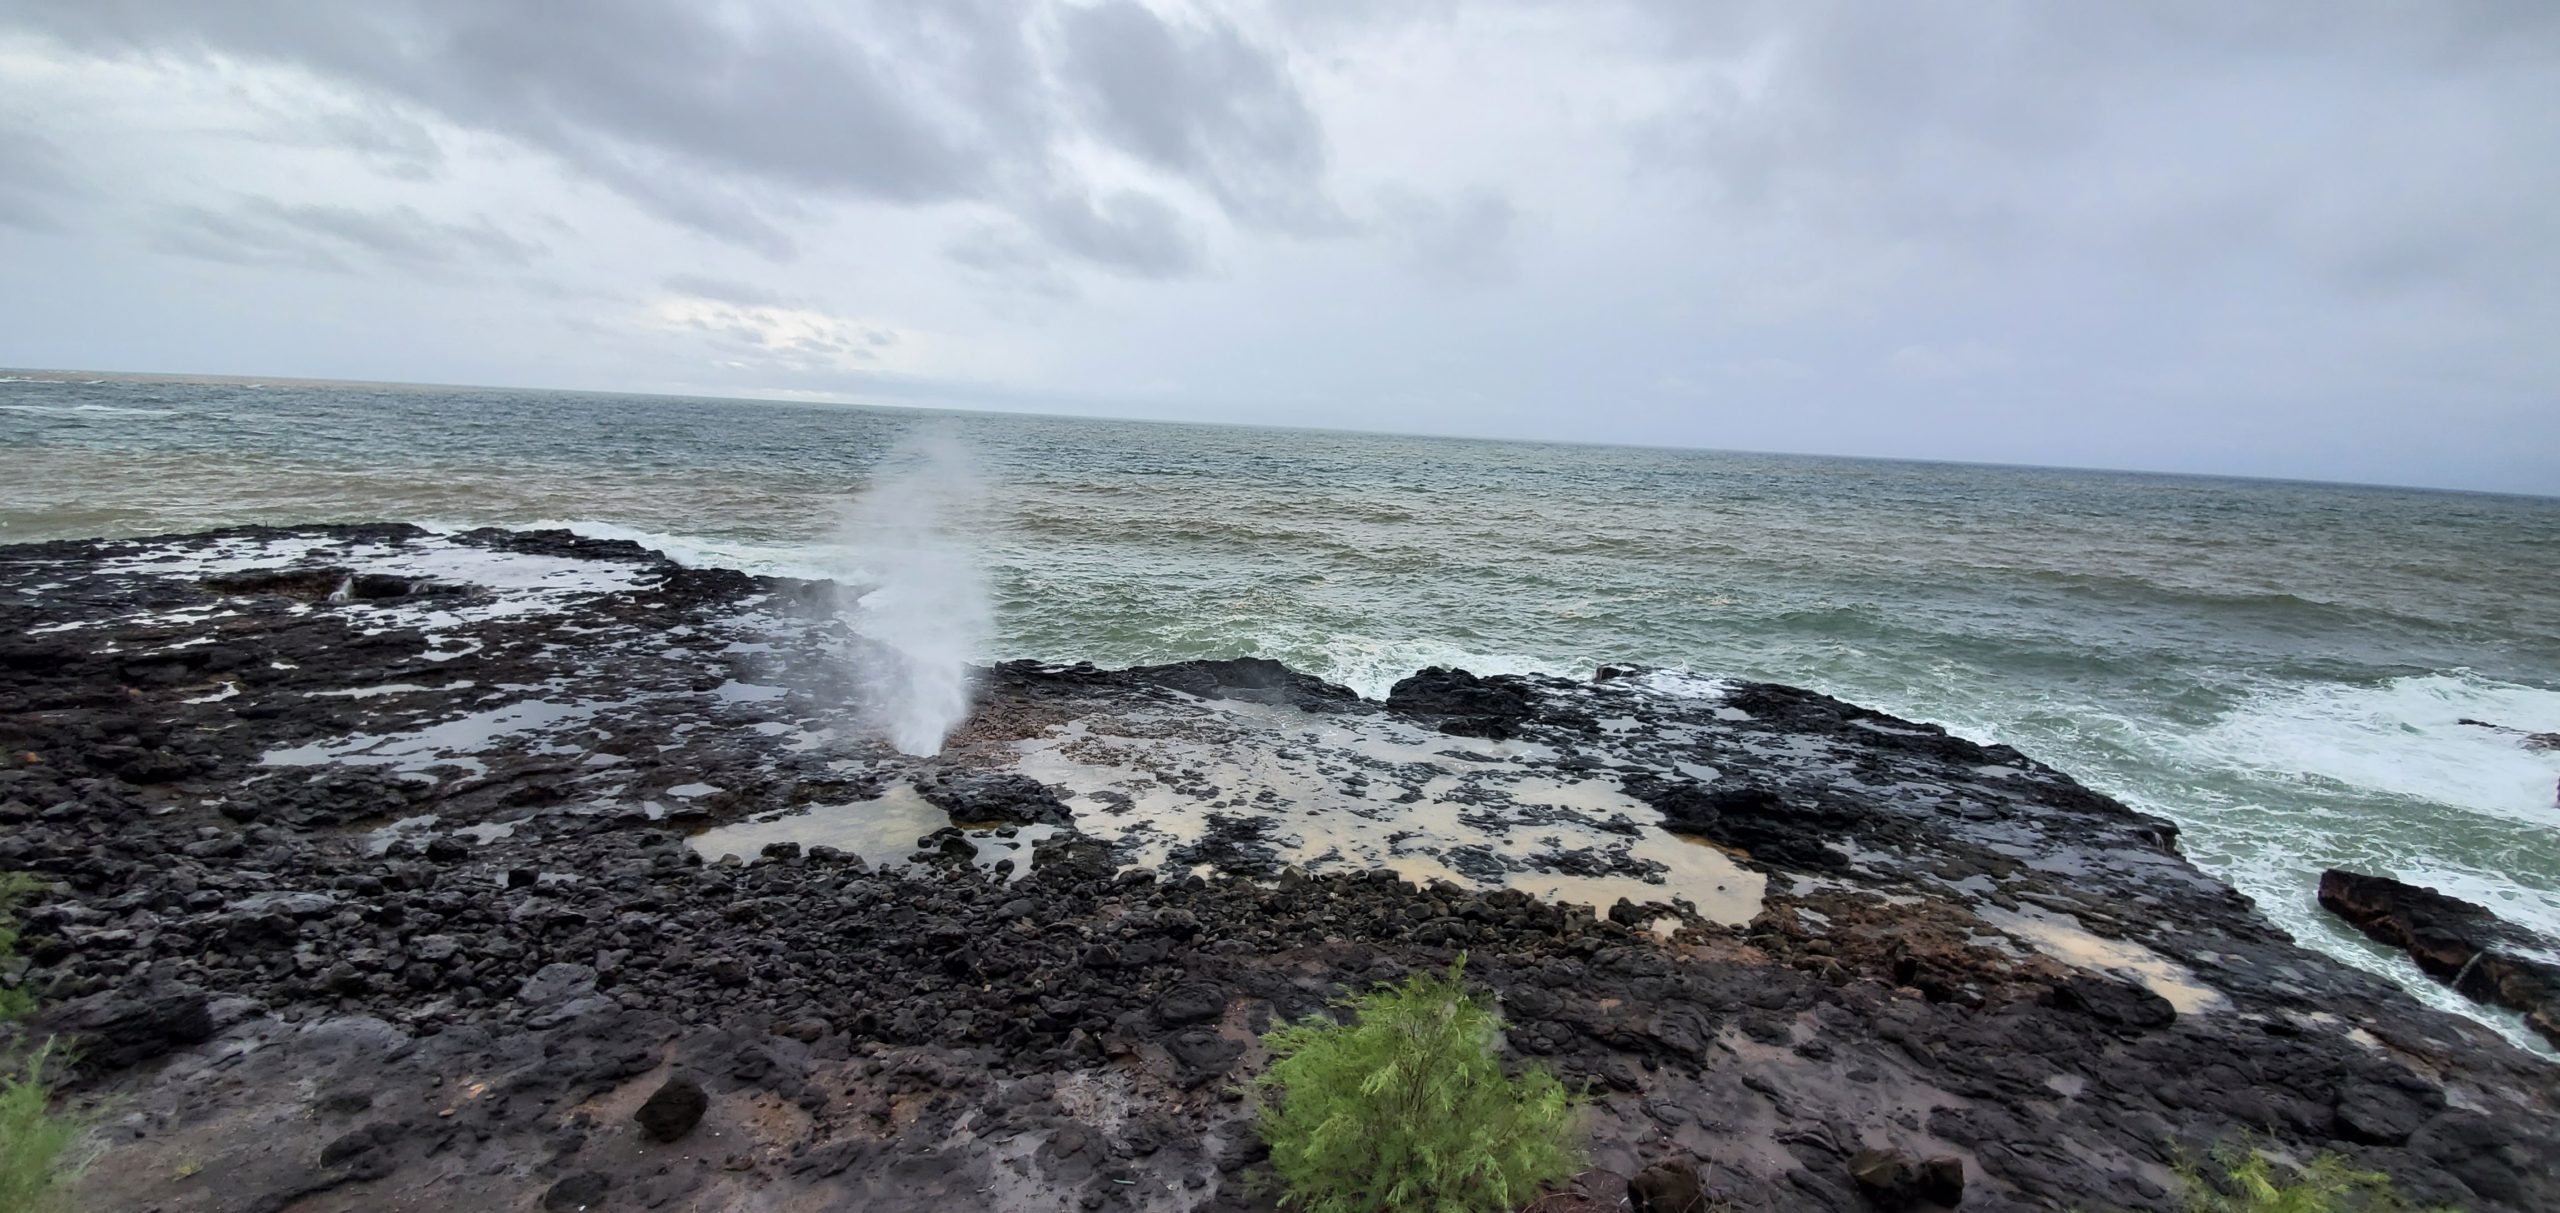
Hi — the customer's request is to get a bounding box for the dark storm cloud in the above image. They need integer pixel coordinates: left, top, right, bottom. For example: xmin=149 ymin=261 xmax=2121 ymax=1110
xmin=4 ymin=0 xmax=1337 ymax=273
xmin=150 ymin=197 xmax=541 ymax=273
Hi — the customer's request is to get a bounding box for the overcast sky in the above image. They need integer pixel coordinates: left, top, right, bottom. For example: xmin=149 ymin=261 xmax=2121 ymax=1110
xmin=2 ymin=2 xmax=2555 ymax=493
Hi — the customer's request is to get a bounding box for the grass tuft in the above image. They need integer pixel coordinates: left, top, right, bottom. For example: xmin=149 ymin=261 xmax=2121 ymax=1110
xmin=1251 ymin=955 xmax=1585 ymax=1213
xmin=0 ymin=1042 xmax=86 ymax=1213
xmin=0 ymin=873 xmax=89 ymax=1212
xmin=2176 ymin=1140 xmax=2459 ymax=1213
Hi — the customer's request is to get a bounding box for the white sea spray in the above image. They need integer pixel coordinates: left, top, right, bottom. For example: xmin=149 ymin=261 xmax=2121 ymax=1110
xmin=829 ymin=428 xmax=992 ymax=756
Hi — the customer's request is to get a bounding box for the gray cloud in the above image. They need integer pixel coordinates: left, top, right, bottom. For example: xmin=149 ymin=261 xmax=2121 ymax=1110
xmin=944 ymin=225 xmax=1080 ymax=300
xmin=240 ymin=97 xmax=446 ymax=182
xmin=150 ymin=197 xmax=541 ymax=273
xmin=1056 ymin=1 xmax=1341 ymax=233
xmin=0 ymin=129 xmax=81 ymax=231
xmin=1628 ymin=2 xmax=2560 ymax=294
xmin=2 ymin=0 xmax=2553 ymax=492
xmin=1024 ymin=187 xmax=1205 ymax=279
xmin=150 ymin=204 xmax=347 ymax=271
xmin=660 ymin=274 xmax=795 ymax=309
xmin=1383 ymin=188 xmax=1520 ymax=288
xmin=3 ymin=0 xmax=1338 ymax=272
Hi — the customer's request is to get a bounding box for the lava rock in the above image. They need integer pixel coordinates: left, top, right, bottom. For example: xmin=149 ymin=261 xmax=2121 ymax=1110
xmin=1128 ymin=656 xmax=1360 ymax=711
xmin=1385 ymin=667 xmax=1537 ymax=727
xmin=1627 ymin=1159 xmax=1707 ymax=1213
xmin=1153 ymin=982 xmax=1226 ymax=1026
xmin=1848 ymin=1148 xmax=1964 ymax=1209
xmin=2333 ymin=1081 xmax=2435 ymax=1147
xmin=42 ymin=980 xmax=214 ymax=1070
xmin=2319 ymin=869 xmax=2560 ymax=1046
xmin=1618 ymin=776 xmax=1856 ymax=871
xmin=635 ymin=1074 xmax=709 ymax=1142
xmin=520 ymin=963 xmax=600 ymax=1006
xmin=921 ymin=772 xmax=1073 ymax=827
xmin=543 ymin=1170 xmax=611 ymax=1211
xmin=2048 ymin=974 xmax=2175 ymax=1031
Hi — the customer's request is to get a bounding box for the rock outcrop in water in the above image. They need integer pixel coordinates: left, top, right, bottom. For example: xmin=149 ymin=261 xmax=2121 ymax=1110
xmin=2319 ymin=869 xmax=2560 ymax=1048
xmin=2 ymin=525 xmax=2556 ymax=1211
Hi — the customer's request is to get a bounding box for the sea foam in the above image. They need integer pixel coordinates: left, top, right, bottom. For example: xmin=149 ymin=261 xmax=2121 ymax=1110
xmin=2194 ymin=672 xmax=2560 ymax=822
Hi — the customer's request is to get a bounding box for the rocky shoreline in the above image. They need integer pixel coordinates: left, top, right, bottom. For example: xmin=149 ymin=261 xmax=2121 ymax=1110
xmin=2 ymin=524 xmax=2554 ymax=1211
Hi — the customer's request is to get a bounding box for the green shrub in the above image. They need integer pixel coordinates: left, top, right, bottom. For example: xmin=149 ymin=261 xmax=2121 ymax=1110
xmin=0 ymin=874 xmax=86 ymax=1211
xmin=0 ymin=1042 xmax=85 ymax=1213
xmin=2176 ymin=1141 xmax=2457 ymax=1213
xmin=1250 ymin=957 xmax=1585 ymax=1213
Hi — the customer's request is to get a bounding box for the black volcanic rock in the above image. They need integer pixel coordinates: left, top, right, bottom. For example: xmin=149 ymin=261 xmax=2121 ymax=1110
xmin=1618 ymin=776 xmax=1854 ymax=871
xmin=1386 ymin=666 xmax=1538 ymax=737
xmin=920 ymin=772 xmax=1072 ymax=826
xmin=2320 ymin=869 xmax=2560 ymax=1046
xmin=543 ymin=1171 xmax=610 ymax=1211
xmin=635 ymin=1074 xmax=709 ymax=1142
xmin=5 ymin=526 xmax=2558 ymax=1213
xmin=1847 ymin=1148 xmax=1965 ymax=1210
xmin=1627 ymin=1159 xmax=1706 ymax=1212
xmin=42 ymin=980 xmax=215 ymax=1070
xmin=1130 ymin=656 xmax=1360 ymax=711
xmin=2456 ymin=718 xmax=2560 ymax=751
xmin=2048 ymin=973 xmax=2177 ymax=1031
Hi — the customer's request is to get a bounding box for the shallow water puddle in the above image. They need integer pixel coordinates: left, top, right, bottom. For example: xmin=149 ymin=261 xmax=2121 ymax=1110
xmin=259 ymin=697 xmax=598 ymax=778
xmin=308 ymin=682 xmax=468 ymax=699
xmin=1978 ymin=904 xmax=2226 ymax=1014
xmin=358 ymin=814 xmax=516 ymax=853
xmin=1007 ymin=697 xmax=1768 ymax=923
xmin=684 ymin=785 xmax=1054 ymax=879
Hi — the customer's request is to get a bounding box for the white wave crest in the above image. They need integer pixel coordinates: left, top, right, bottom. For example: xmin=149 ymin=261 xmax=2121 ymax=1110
xmin=2191 ymin=672 xmax=2560 ymax=821
xmin=0 ymin=402 xmax=178 ymax=417
xmin=522 ymin=519 xmax=847 ymax=583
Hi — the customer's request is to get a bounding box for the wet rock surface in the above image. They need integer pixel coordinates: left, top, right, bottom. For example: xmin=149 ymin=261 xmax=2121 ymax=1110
xmin=1 ymin=524 xmax=2555 ymax=1211
xmin=2319 ymin=869 xmax=2560 ymax=1047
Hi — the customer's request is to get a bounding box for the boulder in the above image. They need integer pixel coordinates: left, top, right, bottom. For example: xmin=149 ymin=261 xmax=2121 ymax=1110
xmin=635 ymin=1074 xmax=709 ymax=1142
xmin=519 ymin=963 xmax=600 ymax=1006
xmin=1385 ymin=667 xmax=1538 ymax=738
xmin=1848 ymin=1148 xmax=1965 ymax=1209
xmin=2333 ymin=1081 xmax=2435 ymax=1147
xmin=1152 ymin=982 xmax=1226 ymax=1026
xmin=2319 ymin=869 xmax=2560 ymax=1046
xmin=1128 ymin=656 xmax=1360 ymax=711
xmin=920 ymin=773 xmax=1073 ymax=827
xmin=43 ymin=979 xmax=215 ymax=1069
xmin=1627 ymin=1159 xmax=1706 ymax=1213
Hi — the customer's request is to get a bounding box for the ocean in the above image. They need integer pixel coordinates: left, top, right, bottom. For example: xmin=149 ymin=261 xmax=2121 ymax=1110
xmin=7 ymin=371 xmax=2558 ymax=1040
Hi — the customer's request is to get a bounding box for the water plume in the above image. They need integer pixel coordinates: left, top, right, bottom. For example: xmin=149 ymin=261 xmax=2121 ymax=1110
xmin=830 ymin=428 xmax=991 ymax=756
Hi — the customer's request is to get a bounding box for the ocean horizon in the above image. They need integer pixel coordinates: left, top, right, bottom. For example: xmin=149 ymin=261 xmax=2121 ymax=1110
xmin=11 ymin=366 xmax=2550 ymax=503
